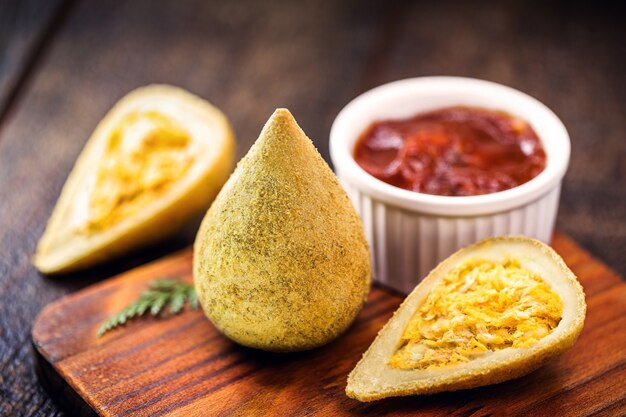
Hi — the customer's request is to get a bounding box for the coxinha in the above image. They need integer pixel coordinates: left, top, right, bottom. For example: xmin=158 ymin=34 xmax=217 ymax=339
xmin=347 ymin=236 xmax=586 ymax=401
xmin=193 ymin=108 xmax=372 ymax=351
xmin=34 ymin=85 xmax=235 ymax=273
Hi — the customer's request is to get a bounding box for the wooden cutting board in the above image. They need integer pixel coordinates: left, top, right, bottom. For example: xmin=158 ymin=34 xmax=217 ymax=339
xmin=32 ymin=233 xmax=626 ymax=417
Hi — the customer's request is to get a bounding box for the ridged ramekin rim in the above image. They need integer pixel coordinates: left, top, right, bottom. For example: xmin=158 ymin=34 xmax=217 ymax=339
xmin=330 ymin=76 xmax=570 ymax=216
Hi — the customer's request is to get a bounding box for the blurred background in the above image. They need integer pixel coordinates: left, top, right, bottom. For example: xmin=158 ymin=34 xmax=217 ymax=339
xmin=1 ymin=0 xmax=625 ymax=415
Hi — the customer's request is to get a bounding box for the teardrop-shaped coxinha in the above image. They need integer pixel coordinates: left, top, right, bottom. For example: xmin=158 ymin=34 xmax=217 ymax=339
xmin=34 ymin=85 xmax=235 ymax=274
xmin=347 ymin=236 xmax=586 ymax=401
xmin=193 ymin=109 xmax=372 ymax=352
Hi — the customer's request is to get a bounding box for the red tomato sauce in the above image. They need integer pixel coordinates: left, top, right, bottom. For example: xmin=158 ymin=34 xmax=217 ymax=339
xmin=353 ymin=106 xmax=546 ymax=196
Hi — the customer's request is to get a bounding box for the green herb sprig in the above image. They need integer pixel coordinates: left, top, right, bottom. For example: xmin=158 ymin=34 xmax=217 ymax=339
xmin=97 ymin=278 xmax=198 ymax=337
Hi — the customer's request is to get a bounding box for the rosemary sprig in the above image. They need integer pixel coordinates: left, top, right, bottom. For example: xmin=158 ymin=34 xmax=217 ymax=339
xmin=97 ymin=278 xmax=198 ymax=337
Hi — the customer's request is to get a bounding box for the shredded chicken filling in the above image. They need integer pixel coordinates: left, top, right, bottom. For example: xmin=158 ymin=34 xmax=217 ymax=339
xmin=389 ymin=259 xmax=563 ymax=370
xmin=84 ymin=111 xmax=194 ymax=232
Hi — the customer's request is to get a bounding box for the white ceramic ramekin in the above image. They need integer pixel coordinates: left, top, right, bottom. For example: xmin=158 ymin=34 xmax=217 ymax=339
xmin=330 ymin=77 xmax=570 ymax=294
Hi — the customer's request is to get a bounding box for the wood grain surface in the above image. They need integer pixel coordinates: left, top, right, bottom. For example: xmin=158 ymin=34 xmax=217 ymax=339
xmin=31 ymin=233 xmax=626 ymax=417
xmin=0 ymin=0 xmax=70 ymax=119
xmin=1 ymin=1 xmax=626 ymax=416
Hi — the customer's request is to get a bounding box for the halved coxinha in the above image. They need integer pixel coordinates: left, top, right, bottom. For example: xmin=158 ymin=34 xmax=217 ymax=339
xmin=347 ymin=236 xmax=586 ymax=401
xmin=34 ymin=85 xmax=235 ymax=274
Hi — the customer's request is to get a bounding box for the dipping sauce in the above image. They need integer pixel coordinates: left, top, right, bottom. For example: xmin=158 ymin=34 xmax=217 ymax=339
xmin=353 ymin=106 xmax=546 ymax=196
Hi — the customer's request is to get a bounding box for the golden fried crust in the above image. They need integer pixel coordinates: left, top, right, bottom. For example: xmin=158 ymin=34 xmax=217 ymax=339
xmin=346 ymin=236 xmax=586 ymax=401
xmin=194 ymin=109 xmax=371 ymax=352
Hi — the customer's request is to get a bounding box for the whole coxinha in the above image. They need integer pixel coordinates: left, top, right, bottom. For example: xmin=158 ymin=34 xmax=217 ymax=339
xmin=193 ymin=109 xmax=372 ymax=352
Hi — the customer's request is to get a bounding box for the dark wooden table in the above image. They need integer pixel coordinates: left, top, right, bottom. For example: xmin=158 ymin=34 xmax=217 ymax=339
xmin=1 ymin=1 xmax=625 ymax=416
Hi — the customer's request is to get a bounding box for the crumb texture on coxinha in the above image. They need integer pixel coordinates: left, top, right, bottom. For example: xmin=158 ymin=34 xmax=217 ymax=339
xmin=193 ymin=108 xmax=371 ymax=352
xmin=346 ymin=236 xmax=586 ymax=402
xmin=34 ymin=85 xmax=235 ymax=274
